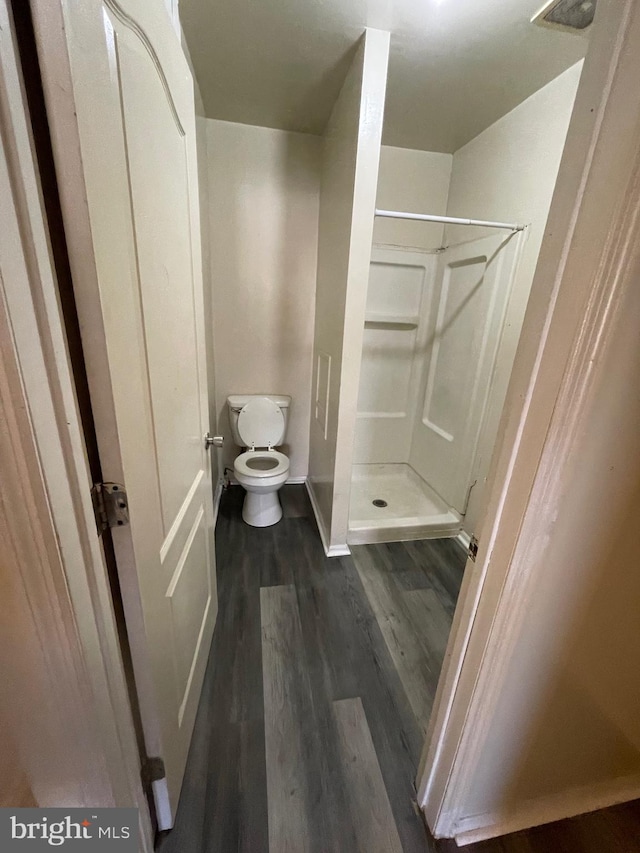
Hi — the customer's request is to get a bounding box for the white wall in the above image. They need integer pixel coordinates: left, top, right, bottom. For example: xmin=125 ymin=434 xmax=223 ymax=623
xmin=182 ymin=30 xmax=220 ymax=488
xmin=422 ymin=9 xmax=640 ymax=834
xmin=201 ymin=56 xmax=580 ymax=541
xmin=206 ymin=120 xmax=321 ymax=479
xmin=451 ymin=203 xmax=640 ymax=830
xmin=195 ymin=107 xmax=220 ymax=489
xmin=444 ymin=61 xmax=583 ymax=533
xmin=197 ymin=120 xmax=217 ymax=486
xmin=374 ymin=146 xmax=452 ymax=250
xmin=308 ymin=28 xmax=390 ymax=553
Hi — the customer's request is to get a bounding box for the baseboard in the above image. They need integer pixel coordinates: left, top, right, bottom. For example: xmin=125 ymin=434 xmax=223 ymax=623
xmin=305 ymin=478 xmax=331 ymax=555
xmin=452 ymin=773 xmax=640 ymax=846
xmin=305 ymin=479 xmax=351 ymax=558
xmin=455 ymin=530 xmax=471 ymax=553
xmin=212 ymin=478 xmax=223 ymax=527
xmin=326 ymin=542 xmax=352 ymax=557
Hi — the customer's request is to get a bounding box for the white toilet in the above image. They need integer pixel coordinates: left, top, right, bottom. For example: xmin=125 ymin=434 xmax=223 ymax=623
xmin=228 ymin=395 xmax=291 ymax=527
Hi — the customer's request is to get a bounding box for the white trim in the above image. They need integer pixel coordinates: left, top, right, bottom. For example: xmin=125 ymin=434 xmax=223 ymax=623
xmin=305 ymin=479 xmax=351 ymax=557
xmin=212 ymin=478 xmax=223 ymax=526
xmin=305 ymin=479 xmax=329 ymax=551
xmin=453 ymin=774 xmax=640 ymax=845
xmin=326 ymin=543 xmax=352 ymax=557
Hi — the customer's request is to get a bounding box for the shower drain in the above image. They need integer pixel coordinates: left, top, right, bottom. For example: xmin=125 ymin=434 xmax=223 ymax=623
xmin=372 ymin=499 xmax=388 ymax=508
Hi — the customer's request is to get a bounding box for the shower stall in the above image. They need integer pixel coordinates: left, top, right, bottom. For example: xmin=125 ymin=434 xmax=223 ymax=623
xmin=348 ymin=216 xmax=525 ymax=545
xmin=306 ymin=36 xmax=579 ymax=556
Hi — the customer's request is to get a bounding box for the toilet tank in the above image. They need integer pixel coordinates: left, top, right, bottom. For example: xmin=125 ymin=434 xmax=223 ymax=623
xmin=227 ymin=395 xmax=291 ymax=447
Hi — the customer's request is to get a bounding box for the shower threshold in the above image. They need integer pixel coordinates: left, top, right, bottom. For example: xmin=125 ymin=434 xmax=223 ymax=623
xmin=348 ymin=463 xmax=462 ymax=545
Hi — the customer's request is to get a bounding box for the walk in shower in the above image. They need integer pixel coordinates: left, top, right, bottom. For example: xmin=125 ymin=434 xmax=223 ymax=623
xmin=348 ymin=213 xmax=525 ymax=546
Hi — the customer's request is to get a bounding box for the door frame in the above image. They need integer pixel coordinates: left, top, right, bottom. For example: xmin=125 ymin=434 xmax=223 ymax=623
xmin=418 ymin=0 xmax=640 ymax=840
xmin=0 ymin=2 xmax=152 ymax=846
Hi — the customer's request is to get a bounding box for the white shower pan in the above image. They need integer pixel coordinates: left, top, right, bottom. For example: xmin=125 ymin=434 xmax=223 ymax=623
xmin=347 ymin=463 xmax=462 ymax=545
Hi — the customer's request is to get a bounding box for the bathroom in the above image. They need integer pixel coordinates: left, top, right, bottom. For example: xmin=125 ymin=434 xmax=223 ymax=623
xmin=348 ymin=59 xmax=583 ymax=547
xmin=172 ymin=0 xmax=591 ymax=847
xmin=197 ymin=22 xmax=585 ymax=553
xmin=11 ymin=0 xmax=640 ymax=844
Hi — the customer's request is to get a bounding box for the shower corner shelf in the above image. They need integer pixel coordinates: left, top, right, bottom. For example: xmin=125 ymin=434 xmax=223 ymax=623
xmin=364 ymin=313 xmax=419 ymax=329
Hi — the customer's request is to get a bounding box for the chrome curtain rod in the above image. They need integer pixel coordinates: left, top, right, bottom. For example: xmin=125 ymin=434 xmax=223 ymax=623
xmin=375 ymin=208 xmax=526 ymax=232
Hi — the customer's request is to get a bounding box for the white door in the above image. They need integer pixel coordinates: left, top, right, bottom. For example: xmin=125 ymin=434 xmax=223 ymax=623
xmin=409 ymin=232 xmax=523 ymax=514
xmin=31 ymin=0 xmax=217 ymax=826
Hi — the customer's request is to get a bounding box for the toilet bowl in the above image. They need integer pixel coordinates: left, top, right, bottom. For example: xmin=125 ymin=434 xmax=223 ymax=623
xmin=234 ymin=450 xmax=290 ymax=526
xmin=228 ymin=395 xmax=291 ymax=527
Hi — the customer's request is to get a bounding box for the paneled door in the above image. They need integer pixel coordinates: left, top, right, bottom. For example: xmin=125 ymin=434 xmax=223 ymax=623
xmin=31 ymin=0 xmax=217 ymax=826
xmin=410 ymin=232 xmax=523 ymax=514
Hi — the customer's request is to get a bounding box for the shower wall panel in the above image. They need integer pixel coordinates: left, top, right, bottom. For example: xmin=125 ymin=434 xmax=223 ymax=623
xmin=409 ymin=232 xmax=523 ymax=515
xmin=444 ymin=61 xmax=582 ymax=531
xmin=353 ymin=250 xmax=437 ymax=465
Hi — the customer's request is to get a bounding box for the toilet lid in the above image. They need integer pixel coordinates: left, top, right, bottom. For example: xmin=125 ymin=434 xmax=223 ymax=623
xmin=237 ymin=397 xmax=284 ymax=448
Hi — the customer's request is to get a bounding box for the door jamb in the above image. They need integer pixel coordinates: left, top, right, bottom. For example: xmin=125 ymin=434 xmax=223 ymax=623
xmin=418 ymin=0 xmax=640 ymax=838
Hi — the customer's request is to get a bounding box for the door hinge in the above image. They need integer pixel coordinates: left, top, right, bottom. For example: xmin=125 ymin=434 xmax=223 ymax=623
xmin=140 ymin=756 xmax=166 ymax=789
xmin=91 ymin=482 xmax=129 ymax=535
xmin=468 ymin=535 xmax=479 ymax=562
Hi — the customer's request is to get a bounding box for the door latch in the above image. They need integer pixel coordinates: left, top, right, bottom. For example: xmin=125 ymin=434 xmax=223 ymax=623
xmin=204 ymin=432 xmax=224 ymax=448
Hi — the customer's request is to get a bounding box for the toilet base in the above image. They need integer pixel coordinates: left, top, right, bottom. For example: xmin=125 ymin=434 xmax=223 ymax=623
xmin=242 ymin=489 xmax=283 ymax=527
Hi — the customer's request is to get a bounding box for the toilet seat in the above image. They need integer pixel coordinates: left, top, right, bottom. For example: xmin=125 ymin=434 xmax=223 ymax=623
xmin=237 ymin=397 xmax=284 ymax=449
xmin=234 ymin=449 xmax=289 ymax=479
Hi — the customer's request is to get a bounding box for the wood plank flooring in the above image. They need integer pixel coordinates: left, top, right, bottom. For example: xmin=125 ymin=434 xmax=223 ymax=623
xmin=332 ymin=697 xmax=403 ymax=853
xmin=261 ymin=584 xmax=317 ymax=853
xmin=159 ymin=485 xmax=640 ymax=853
xmin=351 ymin=546 xmax=441 ymax=734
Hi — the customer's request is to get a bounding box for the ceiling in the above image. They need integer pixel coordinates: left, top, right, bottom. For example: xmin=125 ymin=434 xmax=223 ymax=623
xmin=180 ymin=0 xmax=588 ymax=153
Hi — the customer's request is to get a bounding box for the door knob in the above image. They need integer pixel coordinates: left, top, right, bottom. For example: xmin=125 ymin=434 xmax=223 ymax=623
xmin=204 ymin=433 xmax=224 ymax=448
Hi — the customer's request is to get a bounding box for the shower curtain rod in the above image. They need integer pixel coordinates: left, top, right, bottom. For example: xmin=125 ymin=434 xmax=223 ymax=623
xmin=375 ymin=208 xmax=526 ymax=232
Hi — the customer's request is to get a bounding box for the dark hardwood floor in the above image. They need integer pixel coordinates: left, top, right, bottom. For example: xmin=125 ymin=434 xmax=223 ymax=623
xmin=159 ymin=485 xmax=640 ymax=852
